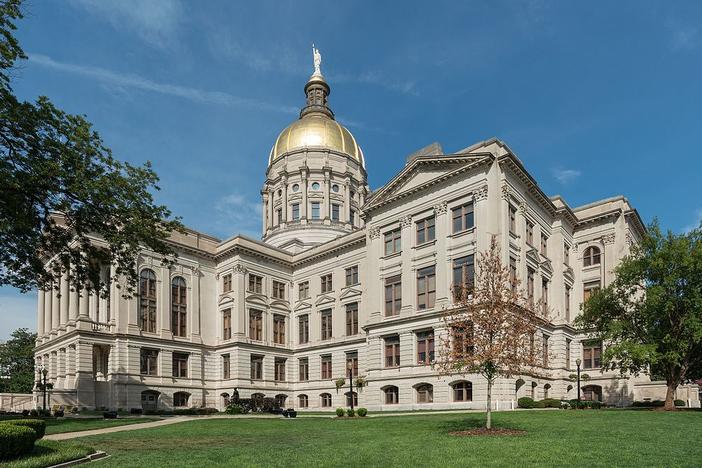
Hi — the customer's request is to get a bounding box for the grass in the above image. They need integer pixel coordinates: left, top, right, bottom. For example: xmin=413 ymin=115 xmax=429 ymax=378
xmin=75 ymin=409 xmax=702 ymax=467
xmin=3 ymin=440 xmax=94 ymax=468
xmin=44 ymin=416 xmax=161 ymax=435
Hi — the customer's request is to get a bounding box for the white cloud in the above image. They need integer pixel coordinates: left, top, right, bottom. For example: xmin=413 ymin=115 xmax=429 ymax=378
xmin=665 ymin=18 xmax=699 ymax=51
xmin=68 ymin=0 xmax=184 ymax=49
xmin=552 ymin=168 xmax=582 ymax=184
xmin=683 ymin=208 xmax=702 ymax=233
xmin=0 ymin=290 xmax=37 ymax=340
xmin=28 ymin=53 xmax=297 ymax=115
xmin=213 ymin=193 xmax=262 ymax=239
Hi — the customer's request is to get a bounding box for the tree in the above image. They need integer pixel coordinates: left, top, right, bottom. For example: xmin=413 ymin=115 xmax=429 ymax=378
xmin=437 ymin=236 xmax=548 ymax=429
xmin=0 ymin=0 xmax=183 ymax=298
xmin=576 ymin=222 xmax=702 ymax=410
xmin=0 ymin=328 xmax=36 ymax=393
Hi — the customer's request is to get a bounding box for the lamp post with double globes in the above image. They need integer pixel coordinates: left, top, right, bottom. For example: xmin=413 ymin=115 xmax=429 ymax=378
xmin=347 ymin=362 xmax=354 ymax=412
xmin=39 ymin=366 xmax=49 ymax=412
xmin=575 ymin=358 xmax=582 ymax=403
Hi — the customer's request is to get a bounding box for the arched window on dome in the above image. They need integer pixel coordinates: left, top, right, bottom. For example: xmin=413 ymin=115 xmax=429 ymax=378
xmin=139 ymin=269 xmax=157 ymax=333
xmin=171 ymin=276 xmax=187 ymax=337
xmin=583 ymin=246 xmax=601 ymax=267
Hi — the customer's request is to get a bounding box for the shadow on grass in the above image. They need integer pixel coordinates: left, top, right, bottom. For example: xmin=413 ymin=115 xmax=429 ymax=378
xmin=439 ymin=415 xmax=526 ymax=434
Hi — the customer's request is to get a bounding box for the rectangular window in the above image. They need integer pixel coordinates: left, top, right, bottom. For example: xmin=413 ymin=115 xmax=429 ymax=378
xmin=298 ymin=358 xmax=309 ymax=381
xmin=417 ymin=330 xmax=435 ymax=365
xmin=416 ymin=216 xmax=435 ymax=245
xmin=222 ymin=308 xmax=232 ymax=340
xmin=276 ymin=208 xmax=282 ymax=225
xmin=292 ymin=203 xmax=300 ymax=221
xmin=345 ymin=265 xmax=359 ymax=286
xmin=349 ymin=209 xmax=356 ymax=225
xmin=274 ymin=358 xmax=286 ymax=382
xmin=509 ymin=257 xmax=518 ymax=292
xmin=542 ymin=278 xmax=549 ymax=312
xmin=222 ymin=354 xmax=230 ymax=380
xmin=250 ymin=355 xmax=263 ymax=380
xmin=384 ymin=275 xmax=402 ymax=317
xmin=298 ymin=314 xmax=309 ymax=344
xmin=321 ymin=274 xmax=333 ymax=293
xmin=298 ymin=281 xmax=309 ymax=300
xmin=541 ymin=233 xmax=548 ymax=256
xmin=565 ymin=339 xmax=571 ymax=370
xmin=583 ymin=281 xmax=601 ymax=302
xmin=565 ymin=285 xmax=571 ymax=322
xmin=384 ymin=229 xmax=401 ymax=256
xmin=140 ymin=349 xmax=158 ymax=376
xmin=384 ymin=336 xmax=400 ymax=367
xmin=272 ymin=280 xmax=286 ymax=300
xmin=527 ymin=268 xmax=535 ymax=303
xmin=452 ymin=255 xmax=475 ymax=301
xmin=452 ymin=202 xmax=474 ymax=233
xmin=311 ymin=202 xmax=321 ymax=220
xmin=249 ymin=310 xmax=262 ymax=341
xmin=542 ymin=335 xmax=549 ymax=367
xmin=321 ymin=309 xmax=332 ymax=340
xmin=453 ymin=323 xmax=475 ymax=357
xmin=273 ymin=314 xmax=286 ymax=345
xmin=509 ymin=204 xmax=517 ymax=234
xmin=564 ymin=242 xmax=570 ymax=265
xmin=526 ymin=221 xmax=534 ymax=246
xmin=583 ymin=342 xmax=602 ymax=369
xmin=346 ymin=352 xmax=358 ymax=377
xmin=417 ymin=266 xmax=436 ymax=310
xmin=321 ymin=355 xmax=332 ymax=379
xmin=345 ymin=302 xmax=359 ymax=335
xmin=248 ymin=274 xmax=263 ymax=293
xmin=172 ymin=352 xmax=188 ymax=378
xmin=223 ymin=274 xmax=232 ymax=293
xmin=331 ymin=203 xmax=340 ymax=222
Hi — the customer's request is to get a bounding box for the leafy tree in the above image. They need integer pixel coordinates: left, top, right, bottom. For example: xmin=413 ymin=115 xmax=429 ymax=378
xmin=577 ymin=222 xmax=702 ymax=410
xmin=0 ymin=0 xmax=182 ymax=298
xmin=0 ymin=328 xmax=36 ymax=393
xmin=438 ymin=236 xmax=547 ymax=429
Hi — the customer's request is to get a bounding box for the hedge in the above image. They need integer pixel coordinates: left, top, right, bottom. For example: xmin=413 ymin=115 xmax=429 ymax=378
xmin=0 ymin=424 xmax=36 ymax=460
xmin=2 ymin=419 xmax=46 ymax=439
xmin=517 ymin=397 xmax=536 ymax=408
xmin=357 ymin=408 xmax=368 ymax=417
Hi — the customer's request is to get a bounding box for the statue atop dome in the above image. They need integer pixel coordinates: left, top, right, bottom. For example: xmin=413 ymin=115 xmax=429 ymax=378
xmin=312 ymin=44 xmax=322 ymax=77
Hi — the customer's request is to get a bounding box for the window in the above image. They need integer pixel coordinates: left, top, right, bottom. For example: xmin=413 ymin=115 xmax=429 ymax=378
xmin=583 ymin=342 xmax=602 ymax=369
xmin=346 ymin=391 xmax=358 ymax=407
xmin=171 ymin=277 xmax=187 ymax=337
xmin=582 ymin=385 xmax=603 ymax=402
xmin=345 ymin=265 xmax=359 ymax=286
xmin=583 ymin=280 xmax=601 ymax=302
xmin=139 ymin=269 xmax=157 ymax=333
xmin=345 ymin=302 xmax=359 ymax=335
xmin=272 ymin=280 xmax=286 ymax=300
xmin=173 ymin=392 xmax=190 ymax=407
xmin=564 ymin=242 xmax=570 ymax=265
xmin=172 ymin=352 xmax=188 ymax=378
xmin=346 ymin=352 xmax=359 ymax=377
xmin=250 ymin=355 xmax=263 ymax=380
xmin=527 ymin=268 xmax=535 ymax=303
xmin=321 ymin=274 xmax=333 ymax=293
xmin=321 ymin=393 xmax=332 ymax=407
xmin=332 ymin=184 xmax=340 ymax=193
xmin=453 ymin=381 xmax=473 ymax=401
xmin=140 ymin=349 xmax=158 ymax=376
xmin=452 ymin=255 xmax=475 ymax=301
xmin=298 ymin=281 xmax=309 ymax=299
xmin=292 ymin=183 xmax=299 ymax=192
xmin=298 ymin=315 xmax=309 ymax=344
xmin=321 ymin=309 xmax=332 ymax=340
xmin=540 ymin=233 xmax=548 ymax=256
xmin=299 ymin=358 xmax=309 ymax=381
xmin=248 ymin=274 xmax=263 ymax=293
xmin=223 ymin=273 xmax=232 ymax=293
xmin=509 ymin=257 xmax=518 ymax=291
xmin=311 ymin=202 xmax=321 ymax=220
xmin=385 ymin=336 xmax=400 ymax=367
xmin=298 ymin=394 xmax=308 ymax=408
xmin=249 ymin=310 xmax=262 ymax=341
xmin=276 ymin=208 xmax=282 ymax=225
xmin=222 ymin=308 xmax=231 ymax=340
xmin=222 ymin=354 xmax=230 ymax=380
xmin=542 ymin=278 xmax=549 ymax=311
xmin=452 ymin=202 xmax=474 ymax=233
xmin=331 ymin=203 xmax=340 ymax=222
xmin=453 ymin=322 xmax=475 ymax=357
xmin=292 ymin=203 xmax=300 ymax=221
xmin=384 ymin=275 xmax=402 ymax=317
xmin=417 ymin=266 xmax=436 ymax=310
xmin=583 ymin=246 xmax=601 ymax=267
xmin=565 ymin=285 xmax=571 ymax=321
xmin=273 ymin=315 xmax=286 ymax=345
xmin=349 ymin=209 xmax=356 ymax=225
xmin=321 ymin=355 xmax=332 ymax=379
xmin=274 ymin=358 xmax=286 ymax=382
xmin=542 ymin=334 xmax=549 ymax=367
xmin=565 ymin=339 xmax=571 ymax=370
xmin=416 ymin=217 xmax=435 ymax=244
xmin=416 ymin=384 xmax=433 ymax=403
xmin=509 ymin=204 xmax=517 ymax=234
xmin=417 ymin=330 xmax=435 ymax=365
xmin=384 ymin=386 xmax=399 ymax=404
xmin=526 ymin=221 xmax=534 ymax=246
xmin=384 ymin=229 xmax=401 ymax=255
xmin=311 ymin=182 xmax=320 ymax=191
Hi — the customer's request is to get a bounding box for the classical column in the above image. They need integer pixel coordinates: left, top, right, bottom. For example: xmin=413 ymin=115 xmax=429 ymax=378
xmin=69 ymin=280 xmax=79 ymax=324
xmin=262 ymin=191 xmax=269 ymax=234
xmin=268 ymin=188 xmax=275 ymax=229
xmin=37 ymin=287 xmax=45 ymax=337
xmin=78 ymin=285 xmax=89 ymax=318
xmin=323 ymin=169 xmax=331 ymax=220
xmin=344 ymin=176 xmax=351 ymax=225
xmin=60 ymin=272 xmax=70 ymax=327
xmin=281 ymin=176 xmax=288 ymax=224
xmin=109 ymin=264 xmax=117 ymax=325
xmin=301 ymin=170 xmax=308 ymax=221
xmin=44 ymin=289 xmax=52 ymax=336
xmin=434 ymin=202 xmax=449 ymax=307
xmin=399 ymin=215 xmax=414 ymax=317
xmin=51 ymin=281 xmax=60 ymax=331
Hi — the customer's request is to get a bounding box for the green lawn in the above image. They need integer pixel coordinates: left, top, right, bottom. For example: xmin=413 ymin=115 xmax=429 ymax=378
xmin=4 ymin=440 xmax=94 ymax=468
xmin=74 ymin=410 xmax=702 ymax=467
xmin=44 ymin=416 xmax=162 ymax=434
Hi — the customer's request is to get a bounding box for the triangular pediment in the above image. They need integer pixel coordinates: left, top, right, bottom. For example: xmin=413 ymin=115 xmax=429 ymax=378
xmin=525 ymin=247 xmax=540 ymax=267
xmin=340 ymin=287 xmax=362 ymax=300
xmin=294 ymin=300 xmax=312 ymax=312
xmin=540 ymin=259 xmax=553 ymax=275
xmin=315 ymin=294 xmax=335 ymax=306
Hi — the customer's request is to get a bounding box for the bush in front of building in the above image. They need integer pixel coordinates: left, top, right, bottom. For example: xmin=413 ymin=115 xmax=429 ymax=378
xmin=336 ymin=408 xmax=345 ymax=417
xmin=2 ymin=419 xmax=46 ymax=439
xmin=225 ymin=404 xmax=249 ymax=415
xmin=0 ymin=424 xmax=37 ymax=460
xmin=346 ymin=408 xmax=355 ymax=417
xmin=541 ymin=398 xmax=562 ymax=408
xmin=674 ymin=399 xmax=686 ymax=407
xmin=517 ymin=397 xmax=536 ymax=408
xmin=631 ymin=400 xmax=665 ymax=408
xmin=357 ymin=408 xmax=368 ymax=417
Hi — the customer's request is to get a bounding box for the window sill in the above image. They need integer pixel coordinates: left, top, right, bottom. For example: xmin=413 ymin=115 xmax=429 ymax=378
xmin=382 ymin=251 xmax=402 ymax=260
xmin=414 ymin=239 xmax=436 ymax=250
xmin=448 ymin=227 xmax=475 ymax=239
xmin=582 ymin=264 xmax=601 ymax=272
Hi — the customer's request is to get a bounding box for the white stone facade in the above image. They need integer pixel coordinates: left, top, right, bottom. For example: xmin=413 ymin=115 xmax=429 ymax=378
xmin=33 ymin=71 xmax=699 ymax=412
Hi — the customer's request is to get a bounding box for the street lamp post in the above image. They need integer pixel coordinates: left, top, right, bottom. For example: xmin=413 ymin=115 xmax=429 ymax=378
xmin=347 ymin=365 xmax=354 ymax=412
xmin=575 ymin=358 xmax=582 ymax=403
xmin=41 ymin=367 xmax=48 ymax=412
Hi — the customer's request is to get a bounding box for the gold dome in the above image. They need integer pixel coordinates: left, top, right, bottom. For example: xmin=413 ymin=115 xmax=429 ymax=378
xmin=268 ymin=113 xmax=365 ymax=166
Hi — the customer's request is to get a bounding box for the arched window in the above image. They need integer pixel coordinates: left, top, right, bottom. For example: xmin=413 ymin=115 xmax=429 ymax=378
xmin=383 ymin=386 xmax=399 ymax=405
xmin=416 ymin=384 xmax=433 ymax=403
xmin=173 ymin=391 xmax=190 ymax=407
xmin=320 ymin=393 xmax=332 ymax=408
xmin=275 ymin=394 xmax=287 ymax=408
xmin=583 ymin=246 xmax=601 ymax=267
xmin=171 ymin=276 xmax=187 ymax=337
xmin=298 ymin=394 xmax=308 ymax=408
xmin=452 ymin=381 xmax=472 ymax=402
xmin=582 ymin=385 xmax=603 ymax=402
xmin=221 ymin=393 xmax=230 ymax=407
xmin=345 ymin=391 xmax=358 ymax=407
xmin=139 ymin=269 xmax=157 ymax=332
xmin=544 ymin=383 xmax=551 ymax=399
xmin=531 ymin=381 xmax=537 ymax=399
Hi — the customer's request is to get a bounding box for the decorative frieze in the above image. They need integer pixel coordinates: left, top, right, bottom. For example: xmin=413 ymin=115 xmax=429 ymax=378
xmin=501 ymin=183 xmax=510 ymax=200
xmin=474 ymin=184 xmax=489 ymax=202
xmin=433 ymin=201 xmax=448 ymax=214
xmin=519 ymin=202 xmax=528 ymax=215
xmin=625 ymin=231 xmax=634 ymax=246
xmin=399 ymin=215 xmax=413 ymax=229
xmin=233 ymin=264 xmax=247 ymax=275
xmin=602 ymin=233 xmax=616 ymax=245
xmin=369 ymin=226 xmax=381 ymax=239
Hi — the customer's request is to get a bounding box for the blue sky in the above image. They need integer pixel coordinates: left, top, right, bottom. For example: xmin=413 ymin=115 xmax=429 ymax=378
xmin=1 ymin=0 xmax=701 ymax=338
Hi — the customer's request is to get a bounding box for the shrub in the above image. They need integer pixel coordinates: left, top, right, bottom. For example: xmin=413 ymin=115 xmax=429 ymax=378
xmin=357 ymin=408 xmax=368 ymax=417
xmin=0 ymin=424 xmax=36 ymax=460
xmin=534 ymin=400 xmax=546 ymax=408
xmin=346 ymin=408 xmax=355 ymax=417
xmin=3 ymin=419 xmax=46 ymax=439
xmin=225 ymin=404 xmax=248 ymax=415
xmin=197 ymin=407 xmax=218 ymax=415
xmin=173 ymin=408 xmax=198 ymax=415
xmin=130 ymin=408 xmax=143 ymax=415
xmin=517 ymin=397 xmax=536 ymax=409
xmin=21 ymin=410 xmax=29 ymax=417
xmin=336 ymin=408 xmax=345 ymax=417
xmin=29 ymin=409 xmax=38 ymax=417
xmin=674 ymin=399 xmax=685 ymax=407
xmin=541 ymin=398 xmax=562 ymax=408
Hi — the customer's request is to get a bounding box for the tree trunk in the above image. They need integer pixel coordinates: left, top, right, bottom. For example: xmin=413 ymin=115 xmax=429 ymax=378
xmin=486 ymin=378 xmax=492 ymax=430
xmin=664 ymin=382 xmax=677 ymax=411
